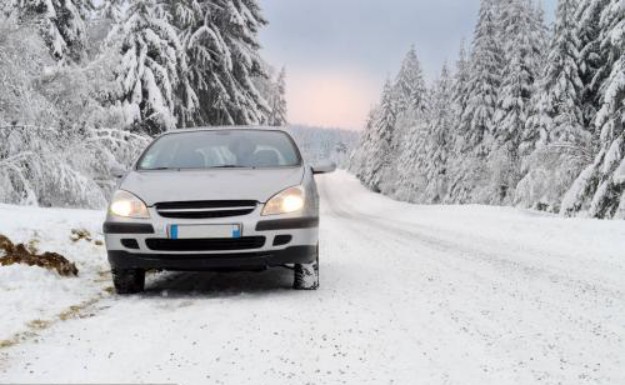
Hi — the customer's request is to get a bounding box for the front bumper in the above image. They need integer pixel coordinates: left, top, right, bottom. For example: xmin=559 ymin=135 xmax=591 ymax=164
xmin=108 ymin=245 xmax=317 ymax=271
xmin=104 ymin=210 xmax=319 ymax=271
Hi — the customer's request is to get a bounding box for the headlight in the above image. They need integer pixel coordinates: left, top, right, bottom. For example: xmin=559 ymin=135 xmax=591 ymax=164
xmin=262 ymin=186 xmax=306 ymax=216
xmin=109 ymin=190 xmax=150 ymax=219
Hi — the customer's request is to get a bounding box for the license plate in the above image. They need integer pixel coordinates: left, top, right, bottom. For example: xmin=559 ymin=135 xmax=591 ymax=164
xmin=169 ymin=224 xmax=241 ymax=239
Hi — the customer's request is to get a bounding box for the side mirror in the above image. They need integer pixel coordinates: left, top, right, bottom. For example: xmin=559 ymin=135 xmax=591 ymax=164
xmin=312 ymin=160 xmax=337 ymax=175
xmin=111 ymin=166 xmax=128 ymax=179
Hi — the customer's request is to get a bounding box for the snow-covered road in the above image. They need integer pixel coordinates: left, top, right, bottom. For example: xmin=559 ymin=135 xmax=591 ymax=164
xmin=1 ymin=171 xmax=624 ymax=385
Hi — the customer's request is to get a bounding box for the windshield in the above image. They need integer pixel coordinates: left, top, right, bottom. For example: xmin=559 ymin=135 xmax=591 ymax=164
xmin=137 ymin=130 xmax=302 ymax=171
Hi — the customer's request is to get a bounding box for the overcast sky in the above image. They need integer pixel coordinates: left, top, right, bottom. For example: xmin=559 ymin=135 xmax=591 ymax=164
xmin=259 ymin=0 xmax=557 ymax=130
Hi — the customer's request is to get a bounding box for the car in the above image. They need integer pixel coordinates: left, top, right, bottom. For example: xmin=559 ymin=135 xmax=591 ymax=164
xmin=103 ymin=127 xmax=336 ymax=294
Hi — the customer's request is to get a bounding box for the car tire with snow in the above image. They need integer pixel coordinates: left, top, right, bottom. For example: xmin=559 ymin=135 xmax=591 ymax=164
xmin=293 ymin=246 xmax=319 ymax=290
xmin=112 ymin=269 xmax=145 ymax=294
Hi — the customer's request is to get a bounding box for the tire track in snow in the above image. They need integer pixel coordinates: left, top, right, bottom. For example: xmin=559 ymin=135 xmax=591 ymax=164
xmin=320 ymin=179 xmax=623 ymax=298
xmin=318 ymin=176 xmax=625 ymax=383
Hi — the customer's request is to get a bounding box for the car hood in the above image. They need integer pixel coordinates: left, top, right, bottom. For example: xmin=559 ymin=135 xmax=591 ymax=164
xmin=120 ymin=167 xmax=305 ymax=205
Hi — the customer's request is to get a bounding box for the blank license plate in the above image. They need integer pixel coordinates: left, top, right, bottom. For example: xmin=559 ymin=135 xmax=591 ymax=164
xmin=169 ymin=224 xmax=241 ymax=239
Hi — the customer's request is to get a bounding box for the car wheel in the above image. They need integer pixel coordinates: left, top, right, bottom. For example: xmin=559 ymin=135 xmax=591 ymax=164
xmin=293 ymin=245 xmax=319 ymax=290
xmin=112 ymin=269 xmax=145 ymax=294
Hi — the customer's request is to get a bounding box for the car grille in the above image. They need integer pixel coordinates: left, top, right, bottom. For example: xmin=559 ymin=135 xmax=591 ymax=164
xmin=145 ymin=237 xmax=266 ymax=252
xmin=155 ymin=200 xmax=258 ymax=219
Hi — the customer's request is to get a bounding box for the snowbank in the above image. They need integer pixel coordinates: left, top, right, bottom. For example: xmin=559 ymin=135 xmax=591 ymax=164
xmin=0 ymin=204 xmax=108 ymax=341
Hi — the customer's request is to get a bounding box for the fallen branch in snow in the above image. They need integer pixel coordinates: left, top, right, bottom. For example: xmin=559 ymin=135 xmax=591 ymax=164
xmin=0 ymin=234 xmax=79 ymax=277
xmin=70 ymin=228 xmax=93 ymax=243
xmin=70 ymin=228 xmax=104 ymax=246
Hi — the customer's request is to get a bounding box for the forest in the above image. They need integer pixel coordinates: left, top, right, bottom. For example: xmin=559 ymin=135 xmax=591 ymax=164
xmin=0 ymin=0 xmax=288 ymax=208
xmin=350 ymin=0 xmax=625 ymax=219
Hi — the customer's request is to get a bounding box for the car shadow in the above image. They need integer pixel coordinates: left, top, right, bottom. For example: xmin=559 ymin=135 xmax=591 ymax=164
xmin=141 ymin=267 xmax=296 ymax=299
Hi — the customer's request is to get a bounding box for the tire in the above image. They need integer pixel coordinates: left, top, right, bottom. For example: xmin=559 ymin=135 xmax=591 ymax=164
xmin=293 ymin=245 xmax=319 ymax=290
xmin=112 ymin=269 xmax=145 ymax=294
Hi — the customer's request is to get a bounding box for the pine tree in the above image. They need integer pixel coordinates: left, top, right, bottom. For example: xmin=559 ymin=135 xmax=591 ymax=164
xmin=451 ymin=40 xmax=470 ymax=125
xmin=393 ymin=46 xmax=427 ymax=114
xmin=392 ymin=115 xmax=429 ymax=202
xmin=350 ymin=109 xmax=377 ymax=185
xmin=494 ymin=0 xmax=538 ymax=155
xmin=517 ymin=1 xmax=550 ymax=157
xmin=491 ymin=0 xmax=543 ymax=203
xmin=6 ymin=0 xmax=92 ymax=62
xmin=460 ymin=0 xmax=503 ymax=156
xmin=112 ymin=0 xmax=184 ymax=135
xmin=424 ymin=63 xmax=454 ymax=203
xmin=530 ymin=1 xmax=550 ymax=68
xmin=444 ymin=41 xmax=472 ymax=202
xmin=575 ymin=0 xmax=611 ymax=137
xmin=447 ymin=0 xmax=503 ymax=203
xmin=386 ymin=47 xmax=428 ymax=197
xmin=516 ymin=0 xmax=590 ymax=211
xmin=528 ymin=0 xmax=587 ymax=148
xmin=496 ymin=0 xmax=513 ymax=46
xmin=378 ymin=80 xmax=398 ymax=150
xmin=96 ymin=0 xmax=124 ymax=22
xmin=366 ymin=80 xmax=397 ymax=192
xmin=561 ymin=0 xmax=625 ymax=219
xmin=173 ymin=0 xmax=269 ymax=126
xmin=267 ymin=67 xmax=287 ymax=126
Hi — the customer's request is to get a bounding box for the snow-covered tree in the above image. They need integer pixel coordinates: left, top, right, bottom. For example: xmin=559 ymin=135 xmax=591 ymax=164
xmin=560 ymin=0 xmax=625 ymax=219
xmin=350 ymin=108 xmax=378 ymax=185
xmin=5 ymin=0 xmax=92 ymax=63
xmin=451 ymin=41 xmax=470 ymax=125
xmin=443 ymin=41 xmax=473 ymax=202
xmin=527 ymin=0 xmax=587 ymax=147
xmin=384 ymin=47 xmax=429 ymax=197
xmin=490 ymin=0 xmax=544 ymax=202
xmin=391 ymin=116 xmax=429 ymax=202
xmin=530 ymin=1 xmax=550 ymax=69
xmin=393 ymin=46 xmax=427 ymax=114
xmin=447 ymin=0 xmax=503 ymax=203
xmin=575 ymin=0 xmax=611 ymax=135
xmin=1 ymin=0 xmax=284 ymax=210
xmin=516 ymin=0 xmax=589 ymax=211
xmin=110 ymin=0 xmax=184 ymax=134
xmin=0 ymin=16 xmax=55 ymax=126
xmin=367 ymin=80 xmax=398 ymax=192
xmin=424 ymin=63 xmax=454 ymax=202
xmin=460 ymin=0 xmax=503 ymax=156
xmin=267 ymin=67 xmax=288 ymax=126
xmin=494 ymin=0 xmax=539 ymax=153
xmin=173 ymin=0 xmax=269 ymax=126
xmin=347 ymin=0 xmax=625 ymax=219
xmin=97 ymin=0 xmax=125 ymax=22
xmin=351 ymin=78 xmax=400 ymax=193
xmin=0 ymin=15 xmax=149 ymax=208
xmin=516 ymin=1 xmax=550 ymax=157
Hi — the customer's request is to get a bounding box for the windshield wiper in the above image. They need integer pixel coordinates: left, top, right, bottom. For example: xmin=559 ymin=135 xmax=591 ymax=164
xmin=208 ymin=165 xmax=248 ymax=169
xmin=142 ymin=165 xmax=252 ymax=171
xmin=141 ymin=167 xmax=178 ymax=171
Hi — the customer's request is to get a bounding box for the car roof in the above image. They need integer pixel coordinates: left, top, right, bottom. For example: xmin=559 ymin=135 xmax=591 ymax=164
xmin=156 ymin=126 xmax=290 ymax=138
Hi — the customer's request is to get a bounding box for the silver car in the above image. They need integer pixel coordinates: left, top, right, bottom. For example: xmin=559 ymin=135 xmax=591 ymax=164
xmin=103 ymin=127 xmax=335 ymax=294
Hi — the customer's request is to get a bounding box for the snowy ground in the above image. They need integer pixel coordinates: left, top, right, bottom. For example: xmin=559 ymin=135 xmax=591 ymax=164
xmin=0 ymin=205 xmax=107 ymax=342
xmin=1 ymin=171 xmax=624 ymax=385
